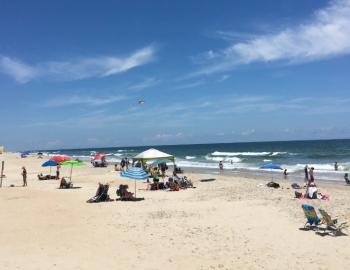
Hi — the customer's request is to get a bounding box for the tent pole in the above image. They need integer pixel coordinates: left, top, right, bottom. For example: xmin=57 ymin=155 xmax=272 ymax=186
xmin=0 ymin=161 xmax=4 ymax=188
xmin=70 ymin=164 xmax=73 ymax=181
xmin=135 ymin=179 xmax=137 ymax=198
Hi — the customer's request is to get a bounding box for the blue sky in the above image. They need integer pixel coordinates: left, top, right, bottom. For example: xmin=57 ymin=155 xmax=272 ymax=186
xmin=1 ymin=0 xmax=350 ymax=150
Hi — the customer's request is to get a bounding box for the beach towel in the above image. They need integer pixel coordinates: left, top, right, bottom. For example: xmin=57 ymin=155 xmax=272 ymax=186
xmin=200 ymin=178 xmax=216 ymax=182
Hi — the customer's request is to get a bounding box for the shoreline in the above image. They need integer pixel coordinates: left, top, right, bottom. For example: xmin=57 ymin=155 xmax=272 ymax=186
xmin=1 ymin=152 xmax=350 ymax=269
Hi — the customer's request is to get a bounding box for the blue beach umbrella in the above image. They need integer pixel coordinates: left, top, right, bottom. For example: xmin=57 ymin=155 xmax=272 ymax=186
xmin=260 ymin=163 xmax=283 ymax=181
xmin=120 ymin=167 xmax=149 ymax=198
xmin=42 ymin=160 xmax=58 ymax=167
xmin=41 ymin=160 xmax=58 ymax=175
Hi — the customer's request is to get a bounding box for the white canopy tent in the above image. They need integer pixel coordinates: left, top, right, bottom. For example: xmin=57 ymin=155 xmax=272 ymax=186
xmin=133 ymin=148 xmax=175 ymax=163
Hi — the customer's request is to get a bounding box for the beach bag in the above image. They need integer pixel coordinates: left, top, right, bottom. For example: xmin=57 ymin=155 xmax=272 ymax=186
xmin=267 ymin=181 xmax=280 ymax=188
xmin=295 ymin=191 xmax=303 ymax=198
xmin=291 ymin=183 xmax=301 ymax=189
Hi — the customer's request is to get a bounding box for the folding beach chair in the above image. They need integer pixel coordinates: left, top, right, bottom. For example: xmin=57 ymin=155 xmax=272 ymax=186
xmin=87 ymin=184 xmax=110 ymax=203
xmin=318 ymin=208 xmax=348 ymax=235
xmin=302 ymin=204 xmax=322 ymax=229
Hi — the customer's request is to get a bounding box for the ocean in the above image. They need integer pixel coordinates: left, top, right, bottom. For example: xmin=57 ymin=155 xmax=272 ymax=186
xmin=35 ymin=139 xmax=350 ymax=183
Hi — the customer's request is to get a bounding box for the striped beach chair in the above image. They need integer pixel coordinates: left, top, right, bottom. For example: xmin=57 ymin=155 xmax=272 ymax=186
xmin=319 ymin=208 xmax=348 ymax=235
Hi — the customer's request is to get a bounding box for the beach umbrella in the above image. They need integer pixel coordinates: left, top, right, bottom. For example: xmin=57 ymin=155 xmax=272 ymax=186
xmin=260 ymin=162 xmax=283 ymax=181
xmin=41 ymin=160 xmax=58 ymax=175
xmin=120 ymin=167 xmax=148 ymax=198
xmin=94 ymin=153 xmax=106 ymax=160
xmin=50 ymin=155 xmax=71 ymax=163
xmin=60 ymin=160 xmax=84 ymax=181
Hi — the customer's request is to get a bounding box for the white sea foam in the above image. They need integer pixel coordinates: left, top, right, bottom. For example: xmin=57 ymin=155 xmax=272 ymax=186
xmin=205 ymin=155 xmax=242 ymax=163
xmin=106 ymin=157 xmax=122 ymax=163
xmin=206 ymin=156 xmax=224 ymax=162
xmin=271 ymin=152 xmax=287 ymax=156
xmin=185 ymin=156 xmax=196 ymax=160
xmin=212 ymin=151 xmax=270 ymax=156
xmin=211 ymin=151 xmax=289 ymax=157
xmin=177 ymin=159 xmax=251 ymax=170
xmin=263 ymin=159 xmax=272 ymax=162
xmin=225 ymin=157 xmax=242 ymax=163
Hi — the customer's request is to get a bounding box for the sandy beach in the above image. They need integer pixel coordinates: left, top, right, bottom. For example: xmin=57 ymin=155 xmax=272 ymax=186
xmin=1 ymin=152 xmax=350 ymax=270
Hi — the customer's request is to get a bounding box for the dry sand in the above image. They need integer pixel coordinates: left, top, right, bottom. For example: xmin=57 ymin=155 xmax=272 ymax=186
xmin=1 ymin=153 xmax=350 ymax=270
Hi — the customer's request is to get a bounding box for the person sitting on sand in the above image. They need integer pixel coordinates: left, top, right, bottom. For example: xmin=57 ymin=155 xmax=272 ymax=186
xmin=172 ymin=172 xmax=180 ymax=183
xmin=38 ymin=173 xmax=49 ymax=180
xmin=117 ymin=184 xmax=135 ymax=200
xmin=305 ymin=182 xmax=318 ymax=199
xmin=179 ymin=176 xmax=194 ymax=188
xmin=59 ymin=177 xmax=72 ymax=189
xmin=345 ymin=173 xmax=350 ymax=184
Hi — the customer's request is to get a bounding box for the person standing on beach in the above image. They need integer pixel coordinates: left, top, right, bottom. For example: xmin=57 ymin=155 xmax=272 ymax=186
xmin=335 ymin=161 xmax=339 ymax=171
xmin=125 ymin=158 xmax=129 ymax=169
xmin=304 ymin=165 xmax=309 ymax=181
xmin=283 ymin=169 xmax=288 ymax=179
xmin=309 ymin=167 xmax=315 ymax=183
xmin=21 ymin=166 xmax=27 ymax=186
xmin=56 ymin=164 xmax=61 ymax=180
xmin=219 ymin=161 xmax=223 ymax=170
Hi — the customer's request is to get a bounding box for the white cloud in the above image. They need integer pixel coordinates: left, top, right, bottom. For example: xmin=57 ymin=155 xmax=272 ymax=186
xmin=173 ymin=80 xmax=205 ymax=90
xmin=194 ymin=0 xmax=350 ymax=75
xmin=127 ymin=77 xmax=159 ymax=91
xmin=44 ymin=95 xmax=128 ymax=107
xmin=218 ymin=74 xmax=230 ymax=82
xmin=0 ymin=45 xmax=155 ymax=83
xmin=0 ymin=56 xmax=37 ymax=83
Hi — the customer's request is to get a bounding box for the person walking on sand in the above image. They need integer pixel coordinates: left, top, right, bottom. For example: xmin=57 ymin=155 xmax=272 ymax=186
xmin=21 ymin=166 xmax=27 ymax=186
xmin=56 ymin=164 xmax=61 ymax=180
xmin=304 ymin=165 xmax=309 ymax=181
xmin=219 ymin=161 xmax=223 ymax=170
xmin=283 ymin=169 xmax=288 ymax=179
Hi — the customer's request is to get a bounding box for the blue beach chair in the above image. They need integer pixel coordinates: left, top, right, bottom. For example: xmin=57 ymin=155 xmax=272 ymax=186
xmin=302 ymin=204 xmax=322 ymax=229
